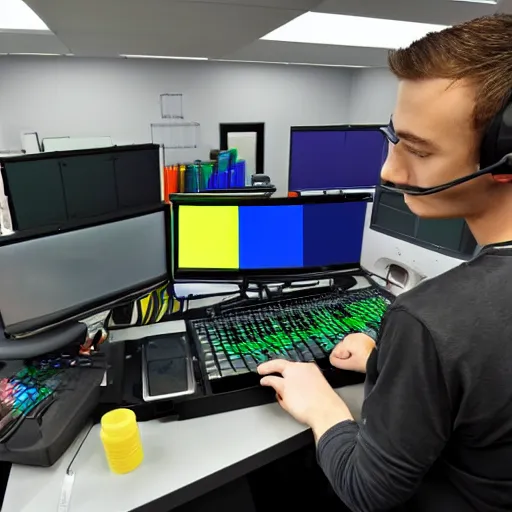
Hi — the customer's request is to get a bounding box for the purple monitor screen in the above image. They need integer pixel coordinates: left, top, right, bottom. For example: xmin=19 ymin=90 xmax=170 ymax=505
xmin=289 ymin=127 xmax=388 ymax=191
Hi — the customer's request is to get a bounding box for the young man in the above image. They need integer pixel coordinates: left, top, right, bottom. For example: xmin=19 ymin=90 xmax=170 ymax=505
xmin=258 ymin=14 xmax=512 ymax=512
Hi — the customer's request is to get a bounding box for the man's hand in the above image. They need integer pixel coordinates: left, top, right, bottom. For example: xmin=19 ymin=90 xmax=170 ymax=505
xmin=329 ymin=333 xmax=376 ymax=373
xmin=257 ymin=359 xmax=353 ymax=441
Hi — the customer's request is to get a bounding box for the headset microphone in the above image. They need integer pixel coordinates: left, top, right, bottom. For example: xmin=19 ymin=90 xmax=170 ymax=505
xmin=381 ymin=154 xmax=512 ymax=196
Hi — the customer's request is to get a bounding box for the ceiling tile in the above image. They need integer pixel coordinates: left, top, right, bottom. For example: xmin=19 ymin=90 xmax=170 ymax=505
xmin=21 ymin=0 xmax=503 ymax=65
xmin=315 ymin=0 xmax=498 ymax=24
xmin=496 ymin=0 xmax=512 ymax=13
xmin=181 ymin=0 xmax=321 ymax=9
xmin=0 ymin=31 xmax=70 ymax=54
xmin=222 ymin=40 xmax=389 ymax=67
xmin=26 ymin=0 xmax=302 ymax=33
xmin=27 ymin=1 xmax=306 ymax=57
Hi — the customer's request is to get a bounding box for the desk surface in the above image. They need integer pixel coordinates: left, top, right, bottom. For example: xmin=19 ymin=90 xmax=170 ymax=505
xmin=3 ymin=385 xmax=364 ymax=512
xmin=4 ymin=278 xmax=371 ymax=512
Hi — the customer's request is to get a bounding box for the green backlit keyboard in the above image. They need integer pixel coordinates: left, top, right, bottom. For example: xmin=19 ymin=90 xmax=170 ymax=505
xmin=190 ymin=287 xmax=392 ymax=380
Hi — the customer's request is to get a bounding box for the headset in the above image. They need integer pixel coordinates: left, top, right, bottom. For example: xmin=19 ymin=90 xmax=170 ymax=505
xmin=380 ymin=97 xmax=512 ymax=196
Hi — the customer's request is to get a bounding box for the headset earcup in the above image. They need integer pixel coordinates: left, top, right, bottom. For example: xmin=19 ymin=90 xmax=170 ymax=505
xmin=481 ymin=110 xmax=503 ymax=169
xmin=497 ymin=103 xmax=512 ymax=161
xmin=481 ymin=100 xmax=512 ymax=169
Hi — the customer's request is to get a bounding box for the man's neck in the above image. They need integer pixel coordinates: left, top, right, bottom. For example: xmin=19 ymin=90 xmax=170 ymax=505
xmin=466 ymin=192 xmax=512 ymax=246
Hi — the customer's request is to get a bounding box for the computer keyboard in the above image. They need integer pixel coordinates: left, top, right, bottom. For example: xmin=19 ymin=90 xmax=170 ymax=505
xmin=0 ymin=352 xmax=98 ymax=440
xmin=189 ymin=287 xmax=392 ymax=381
xmin=0 ymin=364 xmax=62 ymax=439
xmin=0 ymin=356 xmax=106 ymax=466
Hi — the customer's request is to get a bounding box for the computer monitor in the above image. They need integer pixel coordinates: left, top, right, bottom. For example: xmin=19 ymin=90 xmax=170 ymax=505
xmin=288 ymin=125 xmax=387 ymax=191
xmin=0 ymin=204 xmax=170 ymax=337
xmin=172 ymin=195 xmax=370 ymax=280
xmin=1 ymin=144 xmax=161 ymax=231
xmin=370 ymin=187 xmax=477 ymax=258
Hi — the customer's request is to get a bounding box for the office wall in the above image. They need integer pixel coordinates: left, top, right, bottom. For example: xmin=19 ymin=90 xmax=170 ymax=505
xmin=348 ymin=68 xmax=398 ymax=124
xmin=0 ymin=57 xmax=352 ymax=195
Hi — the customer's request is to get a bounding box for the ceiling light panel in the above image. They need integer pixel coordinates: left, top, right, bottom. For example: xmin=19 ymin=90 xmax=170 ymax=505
xmin=120 ymin=55 xmax=208 ymax=61
xmin=212 ymin=59 xmax=369 ymax=68
xmin=0 ymin=0 xmax=49 ymax=31
xmin=8 ymin=53 xmax=63 ymax=56
xmin=452 ymin=0 xmax=498 ymax=4
xmin=261 ymin=12 xmax=449 ymax=50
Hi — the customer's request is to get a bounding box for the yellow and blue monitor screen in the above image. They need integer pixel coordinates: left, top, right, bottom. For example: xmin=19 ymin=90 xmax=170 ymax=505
xmin=177 ymin=202 xmax=367 ymax=272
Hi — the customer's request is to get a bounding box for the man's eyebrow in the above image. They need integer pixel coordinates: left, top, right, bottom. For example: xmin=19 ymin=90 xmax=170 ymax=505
xmin=395 ymin=130 xmax=438 ymax=149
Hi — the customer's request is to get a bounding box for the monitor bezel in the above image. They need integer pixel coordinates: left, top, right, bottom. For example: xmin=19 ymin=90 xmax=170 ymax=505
xmin=171 ymin=194 xmax=372 ymax=282
xmin=0 ymin=202 xmax=171 ymax=337
xmin=288 ymin=124 xmax=386 ymax=193
xmin=0 ymin=143 xmax=160 ymax=232
xmin=369 ymin=185 xmax=477 ymax=260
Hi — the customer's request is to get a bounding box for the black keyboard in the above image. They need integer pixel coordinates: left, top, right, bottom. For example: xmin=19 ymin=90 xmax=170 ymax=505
xmin=189 ymin=287 xmax=392 ymax=381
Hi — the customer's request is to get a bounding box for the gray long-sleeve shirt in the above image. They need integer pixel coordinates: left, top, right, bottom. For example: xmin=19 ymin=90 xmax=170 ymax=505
xmin=317 ymin=245 xmax=512 ymax=511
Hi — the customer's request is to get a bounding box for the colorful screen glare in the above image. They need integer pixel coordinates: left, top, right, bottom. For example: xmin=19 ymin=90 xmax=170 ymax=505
xmin=177 ymin=202 xmax=366 ymax=271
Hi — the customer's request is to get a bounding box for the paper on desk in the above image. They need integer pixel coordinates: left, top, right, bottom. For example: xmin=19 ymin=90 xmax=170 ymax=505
xmin=58 ymin=471 xmax=75 ymax=512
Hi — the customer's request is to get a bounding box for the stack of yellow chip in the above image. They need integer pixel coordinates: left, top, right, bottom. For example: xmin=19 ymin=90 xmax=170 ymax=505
xmin=100 ymin=409 xmax=144 ymax=474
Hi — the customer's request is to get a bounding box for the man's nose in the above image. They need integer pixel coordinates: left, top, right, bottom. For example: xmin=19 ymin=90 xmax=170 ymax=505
xmin=380 ymin=146 xmax=409 ymax=185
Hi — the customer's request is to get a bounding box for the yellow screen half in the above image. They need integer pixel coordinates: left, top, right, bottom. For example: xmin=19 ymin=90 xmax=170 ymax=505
xmin=178 ymin=205 xmax=239 ymax=269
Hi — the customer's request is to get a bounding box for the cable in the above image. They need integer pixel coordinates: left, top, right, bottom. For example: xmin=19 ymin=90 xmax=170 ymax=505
xmin=58 ymin=422 xmax=95 ymax=512
xmin=184 ymin=290 xmax=240 ymax=301
xmin=66 ymin=422 xmax=94 ymax=476
xmin=363 ymin=270 xmax=405 ymax=290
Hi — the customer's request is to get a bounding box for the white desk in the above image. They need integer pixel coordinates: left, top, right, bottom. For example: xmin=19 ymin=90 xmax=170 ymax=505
xmin=3 ymin=279 xmax=370 ymax=512
xmin=3 ymin=385 xmax=364 ymax=512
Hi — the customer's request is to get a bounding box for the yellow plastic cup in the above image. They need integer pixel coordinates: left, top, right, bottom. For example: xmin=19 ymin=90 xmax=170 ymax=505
xmin=100 ymin=408 xmax=144 ymax=474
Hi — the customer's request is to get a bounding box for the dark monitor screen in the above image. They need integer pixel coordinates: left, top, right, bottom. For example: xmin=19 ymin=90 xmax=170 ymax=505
xmin=289 ymin=126 xmax=387 ymax=191
xmin=172 ymin=196 xmax=369 ymax=280
xmin=1 ymin=144 xmax=161 ymax=231
xmin=0 ymin=205 xmax=170 ymax=336
xmin=371 ymin=187 xmax=477 ymax=258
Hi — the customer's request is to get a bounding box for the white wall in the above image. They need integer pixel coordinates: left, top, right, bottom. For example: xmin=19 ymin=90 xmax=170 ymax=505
xmin=0 ymin=57 xmax=352 ymax=195
xmin=348 ymin=67 xmax=398 ymax=124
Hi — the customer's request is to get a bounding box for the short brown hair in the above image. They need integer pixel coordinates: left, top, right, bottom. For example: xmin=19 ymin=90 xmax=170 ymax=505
xmin=388 ymin=14 xmax=512 ymax=131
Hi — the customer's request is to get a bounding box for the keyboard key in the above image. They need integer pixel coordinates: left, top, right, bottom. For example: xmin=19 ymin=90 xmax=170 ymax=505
xmin=220 ymin=367 xmax=236 ymax=377
xmin=242 ymin=355 xmax=259 ymax=371
xmin=304 ymin=340 xmax=325 ymax=359
xmin=232 ymin=358 xmax=249 ymax=372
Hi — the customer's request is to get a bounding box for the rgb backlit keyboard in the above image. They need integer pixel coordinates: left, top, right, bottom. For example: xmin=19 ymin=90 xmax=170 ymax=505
xmin=190 ymin=287 xmax=392 ymax=380
xmin=0 ymin=364 xmax=62 ymax=436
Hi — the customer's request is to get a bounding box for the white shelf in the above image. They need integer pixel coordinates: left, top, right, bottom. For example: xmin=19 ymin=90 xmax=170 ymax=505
xmin=151 ymin=121 xmax=200 ymax=149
